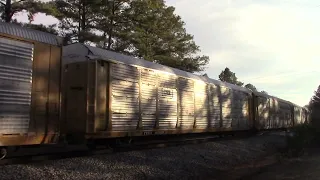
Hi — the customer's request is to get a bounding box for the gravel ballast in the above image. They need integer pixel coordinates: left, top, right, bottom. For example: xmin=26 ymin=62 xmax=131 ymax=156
xmin=0 ymin=132 xmax=287 ymax=180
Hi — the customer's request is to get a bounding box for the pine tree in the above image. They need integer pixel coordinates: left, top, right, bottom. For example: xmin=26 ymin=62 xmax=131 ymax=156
xmin=35 ymin=0 xmax=102 ymax=44
xmin=27 ymin=0 xmax=209 ymax=72
xmin=218 ymin=67 xmax=244 ymax=86
xmin=95 ymin=0 xmax=131 ymax=50
xmin=310 ymin=85 xmax=320 ymax=107
xmin=0 ymin=0 xmax=41 ymax=22
xmin=244 ymin=83 xmax=257 ymax=92
xmin=116 ymin=0 xmax=209 ymax=72
xmin=309 ymin=85 xmax=320 ymax=127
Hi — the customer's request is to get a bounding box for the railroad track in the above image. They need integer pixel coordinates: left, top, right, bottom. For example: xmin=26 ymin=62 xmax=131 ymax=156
xmin=0 ymin=131 xmax=278 ymax=166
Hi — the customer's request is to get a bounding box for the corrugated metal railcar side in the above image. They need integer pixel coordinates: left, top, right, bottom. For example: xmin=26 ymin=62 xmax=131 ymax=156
xmin=253 ymin=91 xmax=293 ymax=130
xmin=0 ymin=22 xmax=63 ymax=147
xmin=61 ymin=43 xmax=253 ymax=141
xmin=293 ymin=106 xmax=303 ymax=126
xmin=292 ymin=104 xmax=310 ymax=126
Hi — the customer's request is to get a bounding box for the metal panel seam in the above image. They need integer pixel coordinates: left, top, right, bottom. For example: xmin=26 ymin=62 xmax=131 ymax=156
xmin=138 ymin=68 xmax=142 ymax=130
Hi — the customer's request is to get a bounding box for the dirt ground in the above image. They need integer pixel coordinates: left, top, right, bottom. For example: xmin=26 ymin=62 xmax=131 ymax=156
xmin=229 ymin=148 xmax=320 ymax=180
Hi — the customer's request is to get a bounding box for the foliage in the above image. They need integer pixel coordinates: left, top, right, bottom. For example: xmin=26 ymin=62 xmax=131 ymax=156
xmin=218 ymin=67 xmax=244 ymax=86
xmin=17 ymin=0 xmax=209 ymax=72
xmin=33 ymin=0 xmax=103 ymax=44
xmin=283 ymin=86 xmax=320 ymax=158
xmin=0 ymin=0 xmax=46 ymax=22
xmin=117 ymin=0 xmax=209 ymax=73
xmin=310 ymin=85 xmax=320 ymax=107
xmin=308 ymin=85 xmax=320 ymax=129
xmin=244 ymin=83 xmax=257 ymax=92
xmin=284 ymin=123 xmax=320 ymax=157
xmin=11 ymin=19 xmax=59 ymax=34
xmin=94 ymin=0 xmax=130 ymax=50
xmin=261 ymin=91 xmax=268 ymax=94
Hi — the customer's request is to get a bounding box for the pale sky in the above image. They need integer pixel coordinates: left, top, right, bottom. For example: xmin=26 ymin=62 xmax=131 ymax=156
xmin=13 ymin=0 xmax=319 ymax=106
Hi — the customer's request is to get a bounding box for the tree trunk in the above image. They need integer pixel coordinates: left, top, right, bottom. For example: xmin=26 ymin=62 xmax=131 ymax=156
xmin=106 ymin=0 xmax=115 ymax=50
xmin=80 ymin=1 xmax=86 ymax=43
xmin=103 ymin=32 xmax=107 ymax=49
xmin=78 ymin=0 xmax=86 ymax=43
xmin=4 ymin=0 xmax=12 ymax=22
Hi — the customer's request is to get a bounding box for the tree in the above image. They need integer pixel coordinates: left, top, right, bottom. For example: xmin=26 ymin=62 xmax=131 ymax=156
xmin=14 ymin=0 xmax=209 ymax=72
xmin=218 ymin=67 xmax=243 ymax=86
xmin=309 ymin=85 xmax=320 ymax=127
xmin=202 ymin=73 xmax=209 ymax=78
xmin=95 ymin=0 xmax=130 ymax=50
xmin=11 ymin=19 xmax=59 ymax=35
xmin=244 ymin=83 xmax=257 ymax=92
xmin=311 ymin=85 xmax=320 ymax=106
xmin=35 ymin=0 xmax=102 ymax=44
xmin=261 ymin=91 xmax=268 ymax=95
xmin=114 ymin=0 xmax=209 ymax=73
xmin=0 ymin=0 xmax=44 ymax=22
xmin=309 ymin=85 xmax=320 ymax=114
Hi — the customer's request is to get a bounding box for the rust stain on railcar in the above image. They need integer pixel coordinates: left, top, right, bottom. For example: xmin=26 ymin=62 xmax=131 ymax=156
xmin=0 ymin=133 xmax=59 ymax=146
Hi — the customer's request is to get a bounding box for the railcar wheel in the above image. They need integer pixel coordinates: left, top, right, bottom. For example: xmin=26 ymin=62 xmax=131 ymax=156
xmin=0 ymin=148 xmax=7 ymax=160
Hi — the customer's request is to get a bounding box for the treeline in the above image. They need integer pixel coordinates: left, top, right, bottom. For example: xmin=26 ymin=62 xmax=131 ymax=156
xmin=309 ymin=85 xmax=320 ymax=124
xmin=215 ymin=67 xmax=268 ymax=93
xmin=0 ymin=0 xmax=209 ymax=73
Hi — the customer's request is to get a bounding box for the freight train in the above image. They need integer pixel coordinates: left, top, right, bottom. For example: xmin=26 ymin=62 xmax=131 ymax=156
xmin=0 ymin=22 xmax=309 ymax=159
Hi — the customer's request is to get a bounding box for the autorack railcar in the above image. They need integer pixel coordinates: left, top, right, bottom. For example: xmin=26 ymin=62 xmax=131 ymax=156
xmin=0 ymin=22 xmax=310 ymax=159
xmin=0 ymin=22 xmax=63 ymax=158
xmin=61 ymin=43 xmax=253 ymax=143
xmin=252 ymin=91 xmax=294 ymax=130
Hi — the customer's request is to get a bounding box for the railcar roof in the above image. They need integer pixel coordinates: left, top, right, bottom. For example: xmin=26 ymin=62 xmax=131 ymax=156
xmin=76 ymin=43 xmax=251 ymax=94
xmin=0 ymin=22 xmax=63 ymax=46
xmin=290 ymin=102 xmax=305 ymax=109
xmin=253 ymin=91 xmax=294 ymax=105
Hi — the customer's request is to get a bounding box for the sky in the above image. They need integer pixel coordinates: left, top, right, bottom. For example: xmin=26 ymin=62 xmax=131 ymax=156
xmin=13 ymin=0 xmax=320 ymax=106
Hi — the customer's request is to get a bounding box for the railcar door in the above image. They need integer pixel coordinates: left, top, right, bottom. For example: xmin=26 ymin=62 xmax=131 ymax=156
xmin=0 ymin=37 xmax=33 ymax=136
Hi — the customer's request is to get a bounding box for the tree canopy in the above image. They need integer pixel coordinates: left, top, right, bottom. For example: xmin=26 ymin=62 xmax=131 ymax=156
xmin=310 ymin=85 xmax=320 ymax=107
xmin=218 ymin=67 xmax=244 ymax=86
xmin=244 ymin=83 xmax=257 ymax=92
xmin=0 ymin=0 xmax=45 ymax=22
xmin=0 ymin=0 xmax=209 ymax=73
xmin=217 ymin=67 xmax=268 ymax=94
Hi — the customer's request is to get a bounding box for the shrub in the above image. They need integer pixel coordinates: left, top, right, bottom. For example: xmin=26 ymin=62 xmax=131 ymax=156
xmin=284 ymin=122 xmax=320 ymax=157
